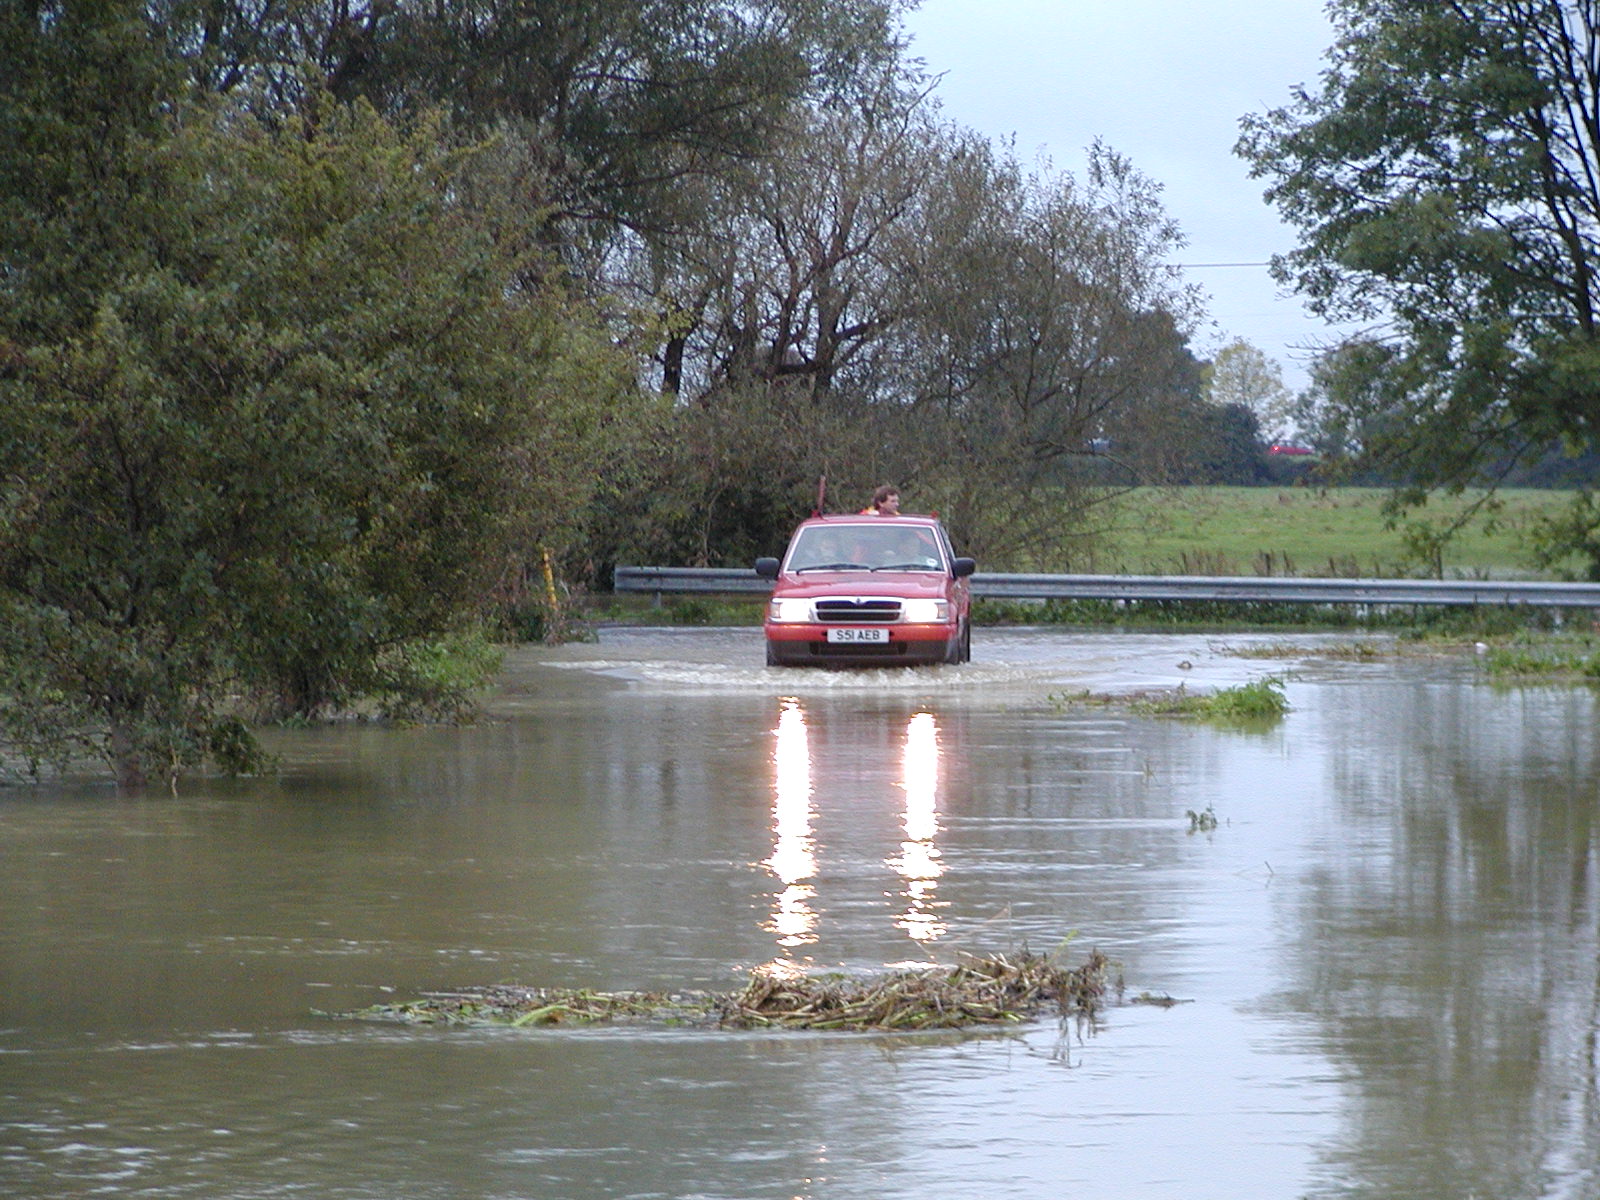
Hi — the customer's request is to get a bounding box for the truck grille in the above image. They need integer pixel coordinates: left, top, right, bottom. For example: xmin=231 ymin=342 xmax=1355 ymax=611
xmin=814 ymin=598 xmax=901 ymax=623
xmin=812 ymin=642 xmax=906 ymax=658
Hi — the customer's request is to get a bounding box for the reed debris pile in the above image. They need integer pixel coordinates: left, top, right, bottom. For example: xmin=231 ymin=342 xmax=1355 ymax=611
xmin=346 ymin=986 xmax=701 ymax=1028
xmin=718 ymin=948 xmax=1111 ymax=1031
xmin=336 ymin=947 xmax=1113 ymax=1033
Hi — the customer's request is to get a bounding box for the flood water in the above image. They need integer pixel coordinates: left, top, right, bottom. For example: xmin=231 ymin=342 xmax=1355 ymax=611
xmin=3 ymin=626 xmax=1598 ymax=1199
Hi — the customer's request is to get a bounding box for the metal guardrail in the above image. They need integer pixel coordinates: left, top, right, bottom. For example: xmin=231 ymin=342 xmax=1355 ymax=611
xmin=969 ymin=573 xmax=1600 ymax=607
xmin=615 ymin=566 xmax=774 ymax=597
xmin=613 ymin=565 xmax=1600 ymax=609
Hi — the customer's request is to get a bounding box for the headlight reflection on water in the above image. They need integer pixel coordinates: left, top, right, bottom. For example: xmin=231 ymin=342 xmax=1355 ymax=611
xmin=762 ymin=700 xmax=946 ymax=972
xmin=764 ymin=698 xmax=818 ymax=959
xmin=891 ymin=711 xmax=946 ymax=945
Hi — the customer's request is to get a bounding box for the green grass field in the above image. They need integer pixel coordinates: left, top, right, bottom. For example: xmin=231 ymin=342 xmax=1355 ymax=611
xmin=1099 ymin=487 xmax=1579 ymax=579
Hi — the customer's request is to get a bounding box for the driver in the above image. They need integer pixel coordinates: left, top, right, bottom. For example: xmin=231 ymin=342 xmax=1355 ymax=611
xmin=805 ymin=531 xmax=845 ymax=568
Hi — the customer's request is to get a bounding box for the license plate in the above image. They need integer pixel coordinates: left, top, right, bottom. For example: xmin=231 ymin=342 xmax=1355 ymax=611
xmin=827 ymin=627 xmax=889 ymax=644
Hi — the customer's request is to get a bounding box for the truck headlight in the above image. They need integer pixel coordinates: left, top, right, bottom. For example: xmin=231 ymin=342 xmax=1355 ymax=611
xmin=900 ymin=599 xmax=951 ymax=623
xmin=768 ymin=598 xmax=813 ymax=622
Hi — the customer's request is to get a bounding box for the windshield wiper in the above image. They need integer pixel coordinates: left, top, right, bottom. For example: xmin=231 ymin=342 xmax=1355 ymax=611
xmin=872 ymin=561 xmax=941 ymax=572
xmin=794 ymin=562 xmax=869 ymax=572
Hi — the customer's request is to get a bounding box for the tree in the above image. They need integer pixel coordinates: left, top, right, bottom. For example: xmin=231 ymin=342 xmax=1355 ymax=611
xmin=0 ymin=1 xmax=183 ymax=336
xmin=626 ymin=67 xmax=942 ymax=404
xmin=583 ymin=71 xmax=959 ymax=565
xmin=1237 ymin=0 xmax=1600 ymax=491
xmin=887 ymin=142 xmax=1204 ymax=563
xmin=1204 ymin=340 xmax=1294 ymax=442
xmin=0 ymin=72 xmax=628 ymax=786
xmin=1166 ymin=403 xmax=1269 ymax=485
xmin=584 ymin=114 xmax=1207 ymax=570
xmin=191 ymin=0 xmax=907 ymax=255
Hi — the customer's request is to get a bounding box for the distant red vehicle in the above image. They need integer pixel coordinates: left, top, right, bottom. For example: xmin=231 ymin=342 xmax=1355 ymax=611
xmin=1267 ymin=443 xmax=1315 ymax=456
xmin=754 ymin=515 xmax=976 ymax=667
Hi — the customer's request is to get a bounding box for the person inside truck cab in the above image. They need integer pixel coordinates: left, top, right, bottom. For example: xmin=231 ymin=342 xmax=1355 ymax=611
xmin=877 ymin=527 xmax=938 ymax=568
xmin=800 ymin=531 xmax=845 ymax=568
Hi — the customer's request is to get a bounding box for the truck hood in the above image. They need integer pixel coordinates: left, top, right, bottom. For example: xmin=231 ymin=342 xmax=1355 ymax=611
xmin=774 ymin=570 xmax=956 ymax=600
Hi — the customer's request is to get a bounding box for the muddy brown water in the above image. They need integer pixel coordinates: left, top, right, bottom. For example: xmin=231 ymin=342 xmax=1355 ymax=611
xmin=2 ymin=627 xmax=1597 ymax=1199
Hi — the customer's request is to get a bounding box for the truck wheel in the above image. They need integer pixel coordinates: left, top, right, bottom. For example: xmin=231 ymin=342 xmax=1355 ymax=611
xmin=944 ymin=624 xmax=964 ymax=665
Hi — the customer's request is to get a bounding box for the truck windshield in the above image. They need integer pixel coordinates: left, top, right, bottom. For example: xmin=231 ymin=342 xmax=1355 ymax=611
xmin=787 ymin=525 xmax=944 ymax=572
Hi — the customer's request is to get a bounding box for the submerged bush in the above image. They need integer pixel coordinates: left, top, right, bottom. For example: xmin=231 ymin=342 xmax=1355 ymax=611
xmin=1482 ymin=637 xmax=1600 ymax=681
xmin=1050 ymin=675 xmax=1290 ymax=724
xmin=1131 ymin=675 xmax=1290 ymax=721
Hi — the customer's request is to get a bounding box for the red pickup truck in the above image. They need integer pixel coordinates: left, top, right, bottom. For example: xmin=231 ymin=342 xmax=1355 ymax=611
xmin=754 ymin=514 xmax=976 ymax=666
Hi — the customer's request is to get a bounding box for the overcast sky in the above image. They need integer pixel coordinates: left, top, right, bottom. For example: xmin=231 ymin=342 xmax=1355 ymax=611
xmin=900 ymin=0 xmax=1357 ymax=393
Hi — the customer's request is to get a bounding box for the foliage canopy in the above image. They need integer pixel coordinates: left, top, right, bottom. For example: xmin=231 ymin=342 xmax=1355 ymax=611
xmin=1238 ymin=0 xmax=1600 ymax=487
xmin=0 ymin=11 xmax=631 ymax=786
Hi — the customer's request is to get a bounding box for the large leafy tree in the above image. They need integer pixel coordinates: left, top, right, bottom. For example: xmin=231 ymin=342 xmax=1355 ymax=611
xmin=650 ymin=68 xmax=941 ymax=404
xmin=885 ymin=142 xmax=1202 ymax=563
xmin=588 ymin=74 xmax=965 ymax=567
xmin=1237 ymin=0 xmax=1600 ymax=492
xmin=599 ymin=86 xmax=1205 ymax=568
xmin=140 ymin=0 xmax=908 ymax=259
xmin=0 ymin=10 xmax=627 ymax=787
xmin=1204 ymin=340 xmax=1294 ymax=443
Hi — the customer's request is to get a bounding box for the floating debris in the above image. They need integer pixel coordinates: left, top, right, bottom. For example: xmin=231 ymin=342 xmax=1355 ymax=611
xmin=1129 ymin=991 xmax=1191 ymax=1008
xmin=332 ymin=947 xmax=1115 ymax=1034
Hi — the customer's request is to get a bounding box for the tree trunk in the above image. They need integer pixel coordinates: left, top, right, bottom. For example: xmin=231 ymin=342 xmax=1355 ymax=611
xmin=108 ymin=720 xmax=148 ymax=791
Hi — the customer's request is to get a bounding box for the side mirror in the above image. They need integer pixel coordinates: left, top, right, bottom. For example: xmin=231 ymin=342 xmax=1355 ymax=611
xmin=951 ymin=557 xmax=976 ymax=578
xmin=754 ymin=557 xmax=780 ymax=580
